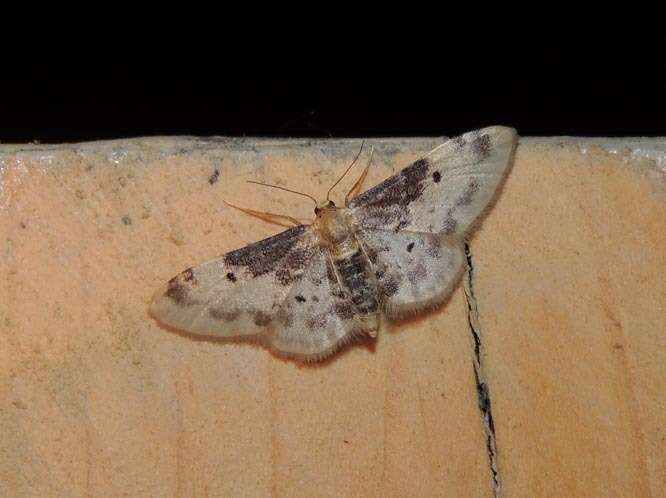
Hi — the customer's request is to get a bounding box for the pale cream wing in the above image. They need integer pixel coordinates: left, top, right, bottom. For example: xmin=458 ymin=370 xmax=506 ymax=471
xmin=349 ymin=126 xmax=517 ymax=235
xmin=268 ymin=249 xmax=362 ymax=361
xmin=150 ymin=225 xmax=318 ymax=338
xmin=356 ymin=229 xmax=465 ymax=318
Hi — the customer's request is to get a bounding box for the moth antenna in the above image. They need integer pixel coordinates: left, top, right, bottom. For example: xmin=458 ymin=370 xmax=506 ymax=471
xmin=246 ymin=181 xmax=317 ymax=206
xmin=345 ymin=145 xmax=374 ymax=206
xmin=326 ymin=140 xmax=365 ymax=201
xmin=222 ymin=200 xmax=302 ymax=227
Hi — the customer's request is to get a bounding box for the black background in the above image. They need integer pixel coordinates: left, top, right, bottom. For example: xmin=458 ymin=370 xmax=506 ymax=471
xmin=2 ymin=52 xmax=663 ymax=143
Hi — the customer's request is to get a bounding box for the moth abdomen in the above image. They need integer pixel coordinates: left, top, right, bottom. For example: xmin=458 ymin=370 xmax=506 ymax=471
xmin=334 ymin=248 xmax=378 ymax=315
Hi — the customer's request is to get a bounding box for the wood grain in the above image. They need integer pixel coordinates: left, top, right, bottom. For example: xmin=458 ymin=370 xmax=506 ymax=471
xmin=1 ymin=137 xmax=664 ymax=497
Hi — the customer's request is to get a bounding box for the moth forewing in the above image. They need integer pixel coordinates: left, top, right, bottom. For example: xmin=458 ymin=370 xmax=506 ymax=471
xmin=349 ymin=126 xmax=517 ymax=235
xmin=149 ymin=225 xmax=319 ymax=340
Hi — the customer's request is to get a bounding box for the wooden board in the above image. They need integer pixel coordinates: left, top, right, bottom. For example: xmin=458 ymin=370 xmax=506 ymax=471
xmin=1 ymin=136 xmax=664 ymax=497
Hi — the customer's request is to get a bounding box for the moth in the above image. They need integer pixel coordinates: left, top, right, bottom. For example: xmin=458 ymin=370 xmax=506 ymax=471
xmin=150 ymin=126 xmax=518 ymax=361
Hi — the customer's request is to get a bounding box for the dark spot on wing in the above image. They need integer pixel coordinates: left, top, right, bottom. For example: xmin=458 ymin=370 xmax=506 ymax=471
xmin=253 ymin=311 xmax=272 ymax=326
xmin=471 ymin=133 xmax=491 ymax=157
xmin=226 ymin=272 xmax=237 ymax=283
xmin=208 ymin=169 xmax=220 ymax=185
xmin=166 ymin=279 xmax=189 ymax=305
xmin=165 ymin=269 xmax=197 ymax=305
xmin=432 ymin=171 xmax=441 ymax=183
xmin=295 ymin=295 xmax=306 ymax=303
xmin=121 ymin=215 xmax=132 ymax=226
xmin=455 ymin=178 xmax=480 ymax=206
xmin=406 ymin=242 xmax=415 ymax=253
xmin=224 ymin=225 xmax=314 ymax=286
xmin=312 ymin=296 xmax=320 ymax=302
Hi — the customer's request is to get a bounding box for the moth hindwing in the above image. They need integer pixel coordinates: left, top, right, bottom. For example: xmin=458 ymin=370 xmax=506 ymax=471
xmin=150 ymin=126 xmax=518 ymax=361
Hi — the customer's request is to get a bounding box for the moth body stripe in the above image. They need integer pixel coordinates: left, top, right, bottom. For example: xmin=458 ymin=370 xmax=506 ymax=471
xmin=333 ymin=248 xmax=379 ymax=315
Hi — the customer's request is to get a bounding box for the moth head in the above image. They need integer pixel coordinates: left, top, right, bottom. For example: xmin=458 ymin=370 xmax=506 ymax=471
xmin=314 ymin=200 xmax=336 ymax=216
xmin=313 ymin=200 xmax=349 ymax=243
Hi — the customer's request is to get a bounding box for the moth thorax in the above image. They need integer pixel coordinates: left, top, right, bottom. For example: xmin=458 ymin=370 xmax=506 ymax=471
xmin=315 ymin=208 xmax=351 ymax=244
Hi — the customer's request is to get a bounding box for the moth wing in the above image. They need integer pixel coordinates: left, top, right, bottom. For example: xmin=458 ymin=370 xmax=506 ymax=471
xmin=349 ymin=126 xmax=517 ymax=235
xmin=268 ymin=249 xmax=362 ymax=361
xmin=150 ymin=225 xmax=318 ymax=339
xmin=357 ymin=229 xmax=465 ymax=318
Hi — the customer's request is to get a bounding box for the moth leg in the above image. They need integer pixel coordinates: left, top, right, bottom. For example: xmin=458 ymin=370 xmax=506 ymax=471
xmin=223 ymin=200 xmax=302 ymax=227
xmin=344 ymin=146 xmax=374 ymax=206
xmin=355 ymin=234 xmax=377 ymax=272
xmin=324 ymin=250 xmax=346 ymax=291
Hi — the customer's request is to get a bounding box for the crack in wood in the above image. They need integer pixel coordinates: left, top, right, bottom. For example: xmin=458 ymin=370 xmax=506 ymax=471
xmin=464 ymin=242 xmax=501 ymax=496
